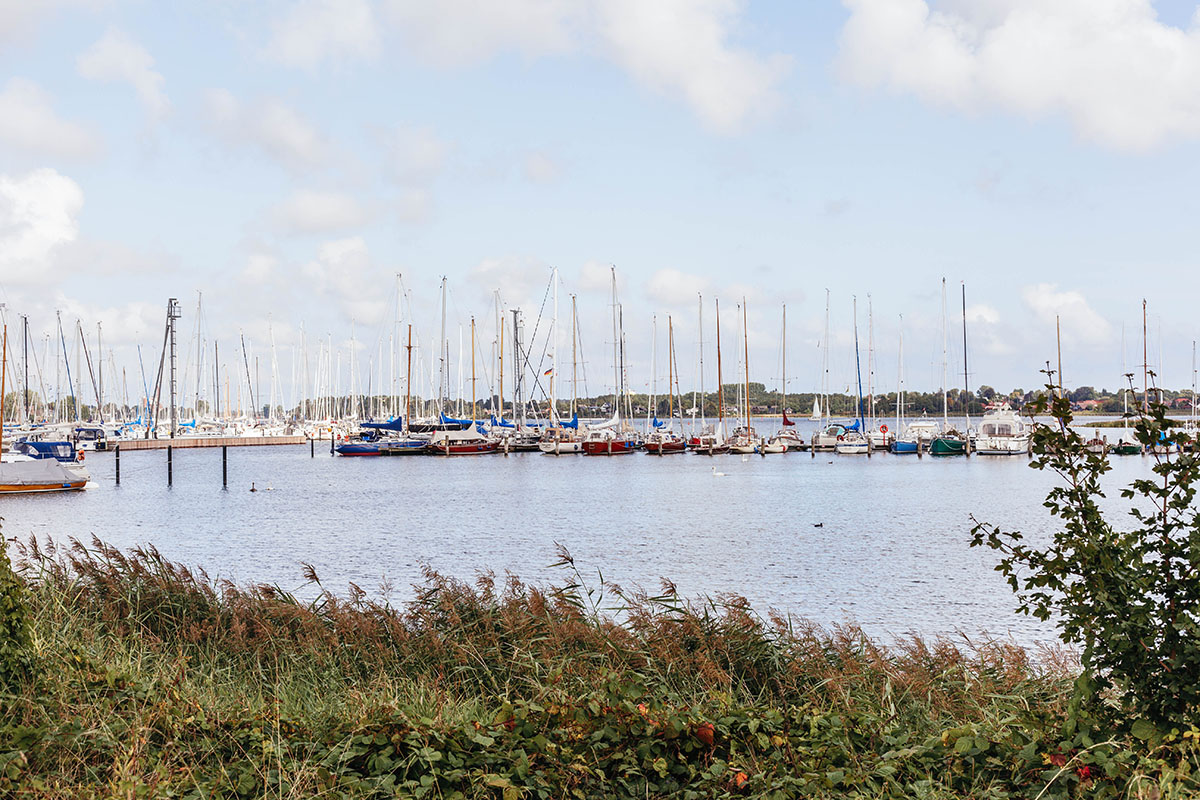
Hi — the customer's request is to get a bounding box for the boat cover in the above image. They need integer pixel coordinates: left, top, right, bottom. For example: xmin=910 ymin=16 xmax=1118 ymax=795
xmin=0 ymin=459 xmax=83 ymax=486
xmin=362 ymin=418 xmax=405 ymax=431
xmin=490 ymin=414 xmax=516 ymax=429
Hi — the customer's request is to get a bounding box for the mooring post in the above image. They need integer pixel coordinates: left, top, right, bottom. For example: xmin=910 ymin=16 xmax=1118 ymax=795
xmin=310 ymin=438 xmax=314 ymax=458
xmin=330 ymin=429 xmax=335 ymax=456
xmin=222 ymin=445 xmax=228 ymax=488
xmin=115 ymin=444 xmax=120 ymax=485
xmin=167 ymin=446 xmax=173 ymax=487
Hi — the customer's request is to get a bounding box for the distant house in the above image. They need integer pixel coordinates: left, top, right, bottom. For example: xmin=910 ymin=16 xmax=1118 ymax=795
xmin=1073 ymin=399 xmax=1104 ymax=411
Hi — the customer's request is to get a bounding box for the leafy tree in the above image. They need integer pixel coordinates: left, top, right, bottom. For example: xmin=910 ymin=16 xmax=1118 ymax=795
xmin=972 ymin=387 xmax=1200 ymax=726
xmin=1068 ymin=385 xmax=1096 ymax=402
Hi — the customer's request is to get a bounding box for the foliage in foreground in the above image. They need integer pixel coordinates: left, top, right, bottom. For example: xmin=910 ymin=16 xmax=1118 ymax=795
xmin=974 ymin=389 xmax=1200 ymax=728
xmin=0 ymin=538 xmax=1197 ymax=799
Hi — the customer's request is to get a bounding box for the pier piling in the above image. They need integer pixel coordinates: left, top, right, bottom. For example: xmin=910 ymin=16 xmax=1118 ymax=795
xmin=222 ymin=445 xmax=228 ymax=488
xmin=167 ymin=446 xmax=173 ymax=487
xmin=115 ymin=444 xmax=120 ymax=485
xmin=310 ymin=438 xmax=314 ymax=458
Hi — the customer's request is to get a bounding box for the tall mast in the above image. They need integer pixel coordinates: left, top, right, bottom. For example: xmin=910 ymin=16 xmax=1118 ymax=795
xmin=1143 ymin=299 xmax=1149 ymax=411
xmin=168 ymin=298 xmax=179 ymax=437
xmin=962 ymin=282 xmax=970 ymax=428
xmin=1 ymin=325 xmax=7 ymax=454
xmin=853 ymin=296 xmax=864 ymax=432
xmin=1056 ymin=315 xmax=1063 ymax=399
xmin=667 ymin=316 xmax=675 ymax=428
xmin=551 ymin=266 xmax=558 ymax=423
xmin=822 ymin=289 xmax=831 ymax=420
xmin=611 ymin=267 xmax=619 ymax=418
xmin=649 ymin=314 xmax=657 ymax=430
xmin=571 ymin=294 xmax=578 ymax=417
xmin=715 ymin=298 xmax=724 ymax=438
xmin=22 ymin=315 xmax=28 ymax=424
xmin=742 ymin=298 xmax=750 ymax=432
xmin=405 ymin=324 xmax=413 ymax=433
xmin=781 ymin=302 xmax=787 ymax=428
xmin=497 ymin=293 xmax=504 ymax=421
xmin=697 ymin=294 xmax=705 ymax=428
xmin=867 ymin=296 xmax=875 ymax=431
xmin=97 ymin=321 xmax=102 ymax=420
xmin=439 ymin=276 xmax=447 ymax=416
xmin=941 ymin=278 xmax=948 ymax=429
xmin=896 ymin=315 xmax=904 ymax=435
xmin=470 ymin=317 xmax=477 ymax=422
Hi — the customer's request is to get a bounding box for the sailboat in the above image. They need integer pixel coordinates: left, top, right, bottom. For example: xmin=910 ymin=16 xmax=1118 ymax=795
xmin=769 ymin=303 xmax=804 ymax=452
xmin=890 ymin=315 xmax=919 ymax=454
xmin=540 ymin=278 xmax=584 ymax=454
xmin=727 ymin=300 xmax=760 ymax=454
xmin=0 ymin=324 xmax=88 ymax=493
xmin=644 ymin=316 xmax=687 ymax=453
xmin=690 ymin=297 xmax=730 ymax=454
xmin=864 ymin=298 xmax=892 ymax=450
xmin=583 ymin=268 xmax=639 ymax=455
xmin=811 ymin=291 xmax=846 ymax=452
xmin=834 ymin=297 xmax=869 ymax=455
xmin=929 ymin=279 xmax=968 ymax=456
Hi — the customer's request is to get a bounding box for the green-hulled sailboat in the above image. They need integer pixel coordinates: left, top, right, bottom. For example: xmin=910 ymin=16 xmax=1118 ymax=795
xmin=930 ymin=278 xmax=969 ymax=456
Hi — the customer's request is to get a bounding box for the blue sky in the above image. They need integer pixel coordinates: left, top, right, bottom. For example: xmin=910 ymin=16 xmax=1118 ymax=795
xmin=2 ymin=0 xmax=1200 ymax=409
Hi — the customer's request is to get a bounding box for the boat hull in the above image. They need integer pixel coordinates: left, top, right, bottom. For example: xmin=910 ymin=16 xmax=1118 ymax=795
xmin=335 ymin=443 xmax=381 ymax=456
xmin=643 ymin=440 xmax=687 ymax=454
xmin=538 ymin=440 xmax=583 ymax=454
xmin=1112 ymin=443 xmax=1142 ymax=456
xmin=0 ymin=481 xmax=87 ymax=494
xmin=433 ymin=442 xmax=498 ymax=455
xmin=929 ymin=436 xmax=967 ymax=456
xmin=890 ymin=440 xmax=919 ymax=454
xmin=582 ymin=439 xmax=638 ymax=455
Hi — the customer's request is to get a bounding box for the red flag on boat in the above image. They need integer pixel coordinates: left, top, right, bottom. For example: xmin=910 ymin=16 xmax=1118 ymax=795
xmin=782 ymin=410 xmax=795 ymax=426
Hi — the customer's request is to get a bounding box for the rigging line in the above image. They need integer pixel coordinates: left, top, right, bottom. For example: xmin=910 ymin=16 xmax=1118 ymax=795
xmin=519 ymin=270 xmax=556 ymax=403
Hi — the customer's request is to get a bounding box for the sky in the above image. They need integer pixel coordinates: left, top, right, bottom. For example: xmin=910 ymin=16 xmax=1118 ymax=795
xmin=3 ymin=0 xmax=1200 ymax=412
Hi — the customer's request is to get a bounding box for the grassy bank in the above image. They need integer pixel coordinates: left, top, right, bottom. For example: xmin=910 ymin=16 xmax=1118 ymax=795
xmin=1 ymin=538 xmax=1197 ymax=799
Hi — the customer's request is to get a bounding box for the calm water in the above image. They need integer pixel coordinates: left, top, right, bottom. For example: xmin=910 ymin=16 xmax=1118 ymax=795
xmin=0 ymin=416 xmax=1159 ymax=648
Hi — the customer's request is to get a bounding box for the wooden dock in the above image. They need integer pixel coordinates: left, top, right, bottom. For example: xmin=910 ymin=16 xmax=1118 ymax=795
xmin=108 ymin=436 xmax=308 ymax=451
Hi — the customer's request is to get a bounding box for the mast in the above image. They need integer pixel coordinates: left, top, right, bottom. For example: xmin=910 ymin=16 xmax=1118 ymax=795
xmin=471 ymin=317 xmax=477 ymax=422
xmin=611 ymin=267 xmax=619 ymax=419
xmin=438 ymin=276 xmax=447 ymax=416
xmin=22 ymin=315 xmax=28 ymax=424
xmin=649 ymin=315 xmax=657 ymax=431
xmin=742 ymin=298 xmax=750 ymax=432
xmin=822 ymin=289 xmax=831 ymax=420
xmin=498 ymin=294 xmax=505 ymax=421
xmin=1056 ymin=315 xmax=1063 ymax=399
xmin=853 ymin=296 xmax=864 ymax=432
xmin=867 ymin=296 xmax=875 ymax=432
xmin=697 ymin=294 xmax=705 ymax=429
xmin=551 ymin=267 xmax=558 ymax=424
xmin=168 ymin=298 xmax=179 ymax=437
xmin=405 ymin=324 xmax=413 ymax=433
xmin=781 ymin=302 xmax=787 ymax=428
xmin=214 ymin=341 xmax=219 ymax=421
xmin=896 ymin=315 xmax=904 ymax=436
xmin=1 ymin=325 xmax=6 ymax=454
xmin=1143 ymin=299 xmax=1149 ymax=411
xmin=715 ymin=298 xmax=724 ymax=438
xmin=571 ymin=294 xmax=578 ymax=417
xmin=940 ymin=278 xmax=948 ymax=429
xmin=667 ymin=316 xmax=676 ymax=428
xmin=962 ymin=282 xmax=970 ymax=429
xmin=97 ymin=321 xmax=102 ymax=420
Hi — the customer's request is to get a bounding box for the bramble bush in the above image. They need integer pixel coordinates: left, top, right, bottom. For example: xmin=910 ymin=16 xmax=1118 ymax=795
xmin=972 ymin=386 xmax=1200 ymax=729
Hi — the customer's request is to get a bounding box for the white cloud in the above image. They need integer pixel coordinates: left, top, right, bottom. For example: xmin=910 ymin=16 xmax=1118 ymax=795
xmin=242 ymin=252 xmax=278 ymax=284
xmin=0 ymin=168 xmax=84 ymax=285
xmin=383 ymin=124 xmax=449 ymax=182
xmin=523 ymin=151 xmax=561 ymax=183
xmin=0 ymin=78 xmax=101 ymax=159
xmin=381 ymin=0 xmax=785 ymax=132
xmin=380 ymin=0 xmax=577 ymax=66
xmin=301 ymin=237 xmax=386 ymax=322
xmin=272 ymin=189 xmax=368 ymax=234
xmin=264 ymin=0 xmax=381 ymax=68
xmin=593 ymin=0 xmax=789 ymax=133
xmin=77 ymin=27 xmax=169 ymax=121
xmin=1021 ymin=283 xmax=1113 ymax=346
xmin=395 ymin=187 xmax=432 ymax=225
xmin=645 ymin=268 xmax=711 ymax=307
xmin=204 ymin=89 xmax=329 ymax=171
xmin=838 ymin=0 xmax=1200 ymax=151
xmin=0 ymin=1 xmax=105 ymax=49
xmin=469 ymin=257 xmax=552 ymax=309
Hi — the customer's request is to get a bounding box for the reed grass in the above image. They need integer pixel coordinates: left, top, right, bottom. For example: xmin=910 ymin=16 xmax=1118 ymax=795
xmin=1 ymin=536 xmax=1195 ymax=798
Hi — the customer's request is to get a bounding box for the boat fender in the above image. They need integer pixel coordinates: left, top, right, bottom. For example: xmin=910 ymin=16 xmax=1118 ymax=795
xmin=77 ymin=450 xmax=85 ymax=462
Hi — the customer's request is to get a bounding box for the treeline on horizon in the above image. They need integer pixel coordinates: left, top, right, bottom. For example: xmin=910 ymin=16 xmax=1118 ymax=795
xmin=3 ymin=383 xmax=1191 ymax=424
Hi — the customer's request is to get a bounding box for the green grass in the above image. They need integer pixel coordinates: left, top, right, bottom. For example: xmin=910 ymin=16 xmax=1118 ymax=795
xmin=1 ymin=537 xmax=1197 ymax=799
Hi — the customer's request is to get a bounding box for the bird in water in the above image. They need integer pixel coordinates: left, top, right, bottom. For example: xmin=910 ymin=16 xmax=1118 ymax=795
xmin=813 ymin=523 xmax=824 ymax=528
xmin=250 ymin=482 xmax=257 ymax=492
xmin=711 ymin=466 xmax=726 ymax=477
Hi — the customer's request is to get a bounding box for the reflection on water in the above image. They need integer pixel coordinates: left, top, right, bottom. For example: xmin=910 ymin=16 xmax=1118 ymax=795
xmin=0 ymin=417 xmax=1162 ymax=648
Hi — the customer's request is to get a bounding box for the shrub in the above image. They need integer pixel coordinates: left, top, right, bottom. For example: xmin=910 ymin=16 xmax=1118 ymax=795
xmin=0 ymin=538 xmax=33 ymax=687
xmin=972 ymin=387 xmax=1200 ymax=727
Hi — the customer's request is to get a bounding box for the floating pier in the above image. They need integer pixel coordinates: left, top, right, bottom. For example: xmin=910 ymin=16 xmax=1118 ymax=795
xmin=107 ymin=436 xmax=307 ymax=451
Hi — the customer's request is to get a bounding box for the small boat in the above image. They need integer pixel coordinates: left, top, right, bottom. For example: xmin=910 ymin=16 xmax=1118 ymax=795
xmin=834 ymin=430 xmax=869 ymax=454
xmin=430 ymin=428 xmax=498 ymax=455
xmin=929 ymin=432 xmax=968 ymax=456
xmin=890 ymin=435 xmax=920 ymax=454
xmin=581 ymin=428 xmax=639 ymax=455
xmin=811 ymin=423 xmax=846 ymax=452
xmin=756 ymin=438 xmax=787 ymax=454
xmin=0 ymin=459 xmax=88 ymax=494
xmin=378 ymin=438 xmax=429 ymax=455
xmin=643 ymin=430 xmax=687 ymax=454
xmin=1112 ymin=439 xmax=1142 ymax=456
xmin=727 ymin=426 xmax=759 ymax=455
xmin=973 ymin=406 xmax=1031 ymax=455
